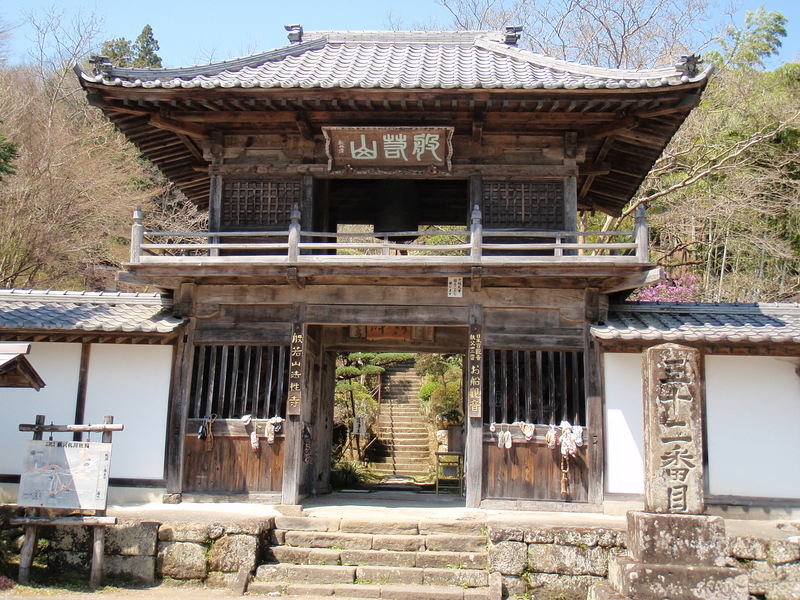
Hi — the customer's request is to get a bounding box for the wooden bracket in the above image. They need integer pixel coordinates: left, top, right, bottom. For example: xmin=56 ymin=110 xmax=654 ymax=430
xmin=471 ymin=111 xmax=484 ymax=143
xmin=149 ymin=114 xmax=210 ymax=140
xmin=565 ymin=131 xmax=578 ymax=159
xmin=471 ymin=266 xmax=482 ymax=292
xmin=287 ymin=266 xmax=304 ymax=288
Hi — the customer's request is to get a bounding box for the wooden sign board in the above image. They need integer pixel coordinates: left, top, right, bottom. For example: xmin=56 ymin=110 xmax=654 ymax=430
xmin=467 ymin=325 xmax=483 ymax=418
xmin=323 ymin=127 xmax=453 ymax=172
xmin=366 ymin=325 xmax=413 ymax=341
xmin=18 ymin=440 xmax=112 ymax=510
xmin=287 ymin=323 xmax=304 ymax=416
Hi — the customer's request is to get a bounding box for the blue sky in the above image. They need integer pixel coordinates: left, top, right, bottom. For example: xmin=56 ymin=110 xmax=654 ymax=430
xmin=3 ymin=0 xmax=799 ymax=69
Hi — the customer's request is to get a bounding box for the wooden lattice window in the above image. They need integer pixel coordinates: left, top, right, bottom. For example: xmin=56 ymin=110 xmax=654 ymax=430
xmin=483 ymin=181 xmax=564 ymax=229
xmin=221 ymin=180 xmax=301 ymax=228
xmin=189 ymin=345 xmax=290 ymax=419
xmin=483 ymin=349 xmax=585 ymax=425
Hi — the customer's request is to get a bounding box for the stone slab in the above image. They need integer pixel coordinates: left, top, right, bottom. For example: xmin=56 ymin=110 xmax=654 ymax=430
xmin=355 ymin=565 xmax=423 ymax=585
xmin=255 ymin=563 xmax=356 ymax=584
xmin=627 ymin=511 xmax=728 ymax=567
xmin=308 ymin=548 xmax=343 ymax=565
xmin=425 ymin=534 xmax=486 ymax=553
xmin=381 ymin=584 xmax=465 ymax=600
xmin=418 ymin=520 xmax=486 ymax=536
xmin=104 ymin=554 xmax=156 ymax=585
xmin=340 ymin=549 xmax=415 ymax=567
xmin=157 ymin=541 xmax=207 ymax=579
xmin=529 ymin=543 xmax=609 ymax=577
xmin=526 ymin=572 xmax=605 ymax=600
xmin=209 ymin=534 xmax=258 ymax=573
xmin=275 ymin=516 xmax=340 ymax=532
xmin=489 ymin=541 xmax=527 ymax=575
xmin=285 ymin=530 xmax=373 ymax=549
xmin=340 ymin=518 xmax=418 ymax=535
xmin=464 ymin=587 xmax=491 ymax=600
xmin=610 ymin=556 xmax=748 ymax=600
xmin=333 ymin=583 xmax=383 ymax=598
xmin=423 ymin=567 xmax=488 ymax=587
xmin=587 ymin=582 xmax=630 ymax=600
xmin=158 ymin=523 xmax=210 ymax=543
xmin=643 ymin=344 xmax=705 ymax=515
xmin=270 ymin=545 xmax=312 ymax=564
xmin=372 ymin=534 xmax=425 ymax=551
xmin=728 ymin=535 xmax=768 ymax=560
xmin=414 ymin=550 xmax=487 ymax=569
xmin=106 ymin=519 xmax=159 ymax=556
xmin=767 ymin=539 xmax=800 ymax=565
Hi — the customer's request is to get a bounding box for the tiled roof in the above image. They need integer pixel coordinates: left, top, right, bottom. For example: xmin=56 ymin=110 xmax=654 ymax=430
xmin=592 ymin=303 xmax=800 ymax=344
xmin=80 ymin=31 xmax=710 ymax=91
xmin=0 ymin=289 xmax=184 ymax=335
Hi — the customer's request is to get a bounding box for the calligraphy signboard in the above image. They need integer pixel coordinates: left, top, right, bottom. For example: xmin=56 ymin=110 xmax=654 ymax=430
xmin=18 ymin=440 xmax=112 ymax=510
xmin=643 ymin=344 xmax=704 ymax=514
xmin=467 ymin=325 xmax=483 ymax=418
xmin=323 ymin=127 xmax=454 ymax=172
xmin=287 ymin=322 xmax=304 ymax=416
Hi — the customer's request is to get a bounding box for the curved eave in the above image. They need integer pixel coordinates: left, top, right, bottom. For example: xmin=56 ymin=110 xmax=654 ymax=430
xmin=79 ymin=77 xmax=709 ymax=214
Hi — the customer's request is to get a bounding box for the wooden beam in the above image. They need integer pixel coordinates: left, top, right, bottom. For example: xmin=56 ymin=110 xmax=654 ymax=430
xmin=149 ymin=114 xmax=210 ymax=140
xmin=296 ymin=111 xmax=314 ymax=141
xmin=583 ymin=288 xmax=604 ymax=505
xmin=282 ymin=303 xmax=306 ymax=505
xmin=72 ymin=343 xmax=91 ymax=442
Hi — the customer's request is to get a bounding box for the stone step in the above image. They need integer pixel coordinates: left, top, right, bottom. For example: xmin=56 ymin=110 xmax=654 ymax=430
xmin=267 ymin=547 xmax=488 ymax=569
xmin=373 ymin=450 xmax=430 ymax=458
xmin=255 ymin=564 xmax=488 ymax=588
xmin=279 ymin=531 xmax=489 ymax=553
xmin=248 ymin=581 xmax=491 ymax=599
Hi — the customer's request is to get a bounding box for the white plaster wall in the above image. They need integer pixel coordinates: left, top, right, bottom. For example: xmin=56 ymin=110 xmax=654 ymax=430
xmin=705 ymin=355 xmax=800 ymax=498
xmin=83 ymin=344 xmax=173 ymax=480
xmin=0 ymin=342 xmax=81 ymax=474
xmin=603 ymin=353 xmax=644 ymax=494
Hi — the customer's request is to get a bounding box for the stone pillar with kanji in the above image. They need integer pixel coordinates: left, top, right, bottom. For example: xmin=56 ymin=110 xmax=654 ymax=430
xmin=591 ymin=343 xmax=748 ymax=600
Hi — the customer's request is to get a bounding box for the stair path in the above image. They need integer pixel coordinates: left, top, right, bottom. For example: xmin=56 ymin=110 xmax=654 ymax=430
xmin=369 ymin=360 xmax=433 ymax=479
xmin=249 ymin=514 xmax=492 ymax=599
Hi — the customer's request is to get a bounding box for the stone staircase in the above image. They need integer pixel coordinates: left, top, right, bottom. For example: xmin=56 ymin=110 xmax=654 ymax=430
xmin=369 ymin=361 xmax=431 ymax=480
xmin=249 ymin=515 xmax=492 ymax=599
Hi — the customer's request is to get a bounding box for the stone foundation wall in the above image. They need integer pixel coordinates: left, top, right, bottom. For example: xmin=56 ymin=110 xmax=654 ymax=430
xmin=488 ymin=524 xmax=800 ymax=600
xmin=44 ymin=517 xmax=274 ymax=586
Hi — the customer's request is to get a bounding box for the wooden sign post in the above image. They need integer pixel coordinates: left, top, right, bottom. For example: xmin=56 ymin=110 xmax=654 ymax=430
xmin=465 ymin=306 xmax=484 ymax=508
xmin=13 ymin=415 xmax=123 ymax=589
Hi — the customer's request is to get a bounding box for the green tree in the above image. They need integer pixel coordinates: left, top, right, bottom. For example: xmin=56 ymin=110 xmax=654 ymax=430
xmin=100 ymin=25 xmax=162 ymax=68
xmin=0 ymin=126 xmax=17 ymax=179
xmin=707 ymin=7 xmax=788 ymax=71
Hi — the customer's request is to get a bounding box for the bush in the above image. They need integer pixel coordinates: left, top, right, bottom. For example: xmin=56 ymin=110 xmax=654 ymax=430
xmin=330 ymin=458 xmax=375 ymax=490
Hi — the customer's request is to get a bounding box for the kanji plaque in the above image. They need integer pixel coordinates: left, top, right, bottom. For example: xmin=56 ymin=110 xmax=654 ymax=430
xmin=323 ymin=127 xmax=453 ymax=171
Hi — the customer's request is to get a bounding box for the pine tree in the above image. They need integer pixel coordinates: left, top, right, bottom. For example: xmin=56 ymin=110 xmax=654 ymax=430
xmin=100 ymin=25 xmax=161 ymax=68
xmin=133 ymin=25 xmax=162 ymax=68
xmin=0 ymin=125 xmax=17 ymax=180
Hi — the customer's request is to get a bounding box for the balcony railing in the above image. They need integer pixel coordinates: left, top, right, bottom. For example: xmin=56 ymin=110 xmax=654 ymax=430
xmin=129 ymin=205 xmax=649 ymax=265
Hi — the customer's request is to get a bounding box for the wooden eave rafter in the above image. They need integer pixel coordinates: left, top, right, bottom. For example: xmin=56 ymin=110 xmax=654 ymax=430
xmin=0 ymin=328 xmax=183 ymax=345
xmin=83 ymin=79 xmax=706 ymax=214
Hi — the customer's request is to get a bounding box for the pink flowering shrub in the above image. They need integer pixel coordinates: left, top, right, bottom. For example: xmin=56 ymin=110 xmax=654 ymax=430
xmin=0 ymin=576 xmax=15 ymax=590
xmin=634 ymin=274 xmax=699 ymax=302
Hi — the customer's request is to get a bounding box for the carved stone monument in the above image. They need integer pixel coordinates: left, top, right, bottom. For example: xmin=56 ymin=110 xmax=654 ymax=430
xmin=590 ymin=344 xmax=748 ymax=600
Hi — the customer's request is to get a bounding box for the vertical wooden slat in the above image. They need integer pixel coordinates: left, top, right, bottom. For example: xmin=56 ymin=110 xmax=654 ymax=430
xmin=205 ymin=346 xmax=217 ymax=418
xmin=218 ymin=345 xmax=229 ymax=416
xmin=254 ymin=346 xmax=264 ymax=418
xmin=488 ymin=350 xmax=497 ymax=423
xmin=230 ymin=346 xmax=240 ymax=417
xmin=524 ymin=351 xmax=532 ymax=423
xmin=277 ymin=345 xmax=287 ymax=417
xmin=500 ymin=350 xmax=508 ymax=424
xmin=264 ymin=346 xmax=275 ymax=417
xmin=192 ymin=346 xmax=205 ymax=418
xmin=242 ymin=346 xmax=252 ymax=415
xmin=572 ymin=352 xmax=580 ymax=424
xmin=535 ymin=351 xmax=544 ymax=424
xmin=511 ymin=351 xmax=520 ymax=422
xmin=560 ymin=351 xmax=568 ymax=422
xmin=547 ymin=351 xmax=555 ymax=424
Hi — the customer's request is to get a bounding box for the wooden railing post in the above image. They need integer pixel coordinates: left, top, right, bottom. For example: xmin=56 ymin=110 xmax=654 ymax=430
xmin=634 ymin=203 xmax=649 ymax=263
xmin=130 ymin=205 xmax=144 ymax=263
xmin=470 ymin=204 xmax=482 ymax=261
xmin=554 ymin=233 xmax=563 ymax=257
xmin=288 ymin=203 xmax=301 ymax=262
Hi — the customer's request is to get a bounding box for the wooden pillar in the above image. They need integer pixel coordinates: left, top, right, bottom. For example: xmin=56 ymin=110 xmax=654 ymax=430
xmin=164 ymin=314 xmax=195 ymax=499
xmin=584 ymin=288 xmax=605 ymax=506
xmin=282 ymin=303 xmax=306 ymax=505
xmin=465 ymin=305 xmax=483 ymax=508
xmin=73 ymin=343 xmax=91 ymax=442
xmin=564 ymin=131 xmax=578 ymax=232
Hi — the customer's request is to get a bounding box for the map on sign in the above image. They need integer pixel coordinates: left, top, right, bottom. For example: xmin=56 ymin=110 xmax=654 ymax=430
xmin=17 ymin=440 xmax=112 ymax=510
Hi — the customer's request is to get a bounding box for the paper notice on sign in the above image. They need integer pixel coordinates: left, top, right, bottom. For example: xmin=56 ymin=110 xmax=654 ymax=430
xmin=17 ymin=440 xmax=112 ymax=510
